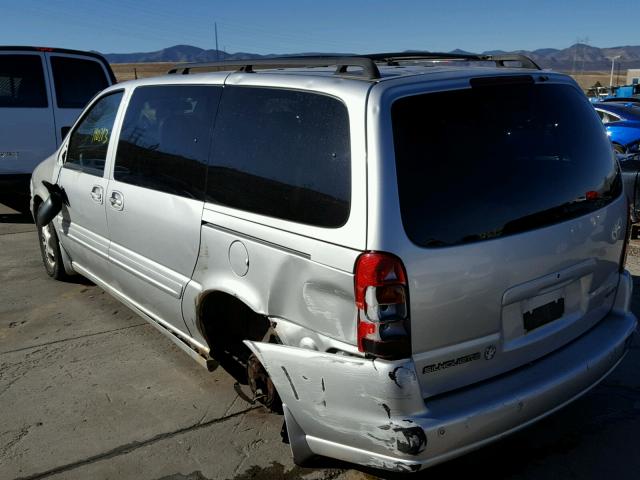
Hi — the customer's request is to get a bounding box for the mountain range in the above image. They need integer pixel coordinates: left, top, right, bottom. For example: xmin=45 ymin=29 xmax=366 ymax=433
xmin=103 ymin=43 xmax=640 ymax=71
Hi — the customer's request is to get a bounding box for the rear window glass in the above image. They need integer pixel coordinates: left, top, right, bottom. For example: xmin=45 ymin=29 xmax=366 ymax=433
xmin=206 ymin=86 xmax=351 ymax=228
xmin=115 ymin=85 xmax=221 ymax=199
xmin=0 ymin=54 xmax=47 ymax=108
xmin=51 ymin=56 xmax=109 ymax=108
xmin=392 ymin=81 xmax=622 ymax=247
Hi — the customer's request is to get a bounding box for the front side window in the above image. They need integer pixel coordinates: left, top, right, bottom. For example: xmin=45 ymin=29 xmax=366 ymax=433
xmin=0 ymin=54 xmax=47 ymax=108
xmin=114 ymin=85 xmax=221 ymax=199
xmin=51 ymin=56 xmax=109 ymax=109
xmin=206 ymin=86 xmax=351 ymax=228
xmin=392 ymin=81 xmax=621 ymax=247
xmin=65 ymin=91 xmax=123 ymax=176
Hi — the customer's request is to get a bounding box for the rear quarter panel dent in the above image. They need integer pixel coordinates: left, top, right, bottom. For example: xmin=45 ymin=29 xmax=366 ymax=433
xmin=188 ymin=224 xmax=359 ymax=346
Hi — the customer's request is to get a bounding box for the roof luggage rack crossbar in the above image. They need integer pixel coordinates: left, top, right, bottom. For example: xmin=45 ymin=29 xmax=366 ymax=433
xmin=486 ymin=54 xmax=541 ymax=70
xmin=167 ymin=52 xmax=541 ymax=79
xmin=365 ymin=52 xmax=541 ymax=70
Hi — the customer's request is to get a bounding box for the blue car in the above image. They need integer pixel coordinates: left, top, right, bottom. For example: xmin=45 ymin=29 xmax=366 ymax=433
xmin=593 ymin=102 xmax=640 ymax=153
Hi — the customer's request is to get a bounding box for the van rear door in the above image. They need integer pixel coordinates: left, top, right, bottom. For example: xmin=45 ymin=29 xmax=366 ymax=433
xmin=383 ymin=77 xmax=627 ymax=398
xmin=0 ymin=51 xmax=56 ymax=176
xmin=45 ymin=52 xmax=112 ymax=145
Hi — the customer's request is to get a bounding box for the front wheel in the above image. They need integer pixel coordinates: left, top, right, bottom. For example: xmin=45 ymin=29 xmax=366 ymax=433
xmin=37 ymin=220 xmax=67 ymax=280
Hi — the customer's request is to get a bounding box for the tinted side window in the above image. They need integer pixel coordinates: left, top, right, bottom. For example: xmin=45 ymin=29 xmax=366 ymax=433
xmin=207 ymin=87 xmax=351 ymax=228
xmin=0 ymin=54 xmax=47 ymax=108
xmin=114 ymin=85 xmax=221 ymax=199
xmin=65 ymin=91 xmax=123 ymax=176
xmin=51 ymin=56 xmax=109 ymax=108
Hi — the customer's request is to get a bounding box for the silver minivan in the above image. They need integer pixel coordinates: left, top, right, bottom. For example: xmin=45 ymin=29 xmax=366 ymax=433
xmin=30 ymin=53 xmax=637 ymax=472
xmin=0 ymin=46 xmax=115 ymax=211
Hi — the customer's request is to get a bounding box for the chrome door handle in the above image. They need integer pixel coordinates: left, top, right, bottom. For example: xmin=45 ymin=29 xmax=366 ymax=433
xmin=109 ymin=191 xmax=124 ymax=211
xmin=90 ymin=185 xmax=103 ymax=204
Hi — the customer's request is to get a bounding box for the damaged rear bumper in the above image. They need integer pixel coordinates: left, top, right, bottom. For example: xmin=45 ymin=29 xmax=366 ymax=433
xmin=246 ymin=288 xmax=637 ymax=472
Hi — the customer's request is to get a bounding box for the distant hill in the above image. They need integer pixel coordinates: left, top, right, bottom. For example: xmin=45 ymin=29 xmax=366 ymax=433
xmin=103 ymin=44 xmax=352 ymax=64
xmin=102 ymin=43 xmax=640 ymax=71
xmin=513 ymin=44 xmax=640 ymax=70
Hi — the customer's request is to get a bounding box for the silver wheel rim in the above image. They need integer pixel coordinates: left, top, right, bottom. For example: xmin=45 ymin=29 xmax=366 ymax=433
xmin=40 ymin=224 xmax=56 ymax=269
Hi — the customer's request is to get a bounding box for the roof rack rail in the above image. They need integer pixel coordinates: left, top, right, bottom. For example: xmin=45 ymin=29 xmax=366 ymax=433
xmin=167 ymin=56 xmax=382 ymax=79
xmin=166 ymin=52 xmax=541 ymax=80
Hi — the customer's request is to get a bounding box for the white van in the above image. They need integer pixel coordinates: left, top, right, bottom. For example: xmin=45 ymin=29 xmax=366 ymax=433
xmin=0 ymin=46 xmax=115 ymax=211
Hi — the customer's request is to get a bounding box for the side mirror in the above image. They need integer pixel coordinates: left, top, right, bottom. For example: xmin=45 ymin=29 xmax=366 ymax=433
xmin=36 ymin=181 xmax=67 ymax=226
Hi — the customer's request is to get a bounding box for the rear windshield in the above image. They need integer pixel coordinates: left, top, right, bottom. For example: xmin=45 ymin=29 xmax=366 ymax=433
xmin=392 ymin=80 xmax=622 ymax=247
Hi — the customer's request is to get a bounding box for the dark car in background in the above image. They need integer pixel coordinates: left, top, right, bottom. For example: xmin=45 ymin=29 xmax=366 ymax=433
xmin=618 ymin=152 xmax=640 ymax=225
xmin=601 ymin=97 xmax=640 ymax=105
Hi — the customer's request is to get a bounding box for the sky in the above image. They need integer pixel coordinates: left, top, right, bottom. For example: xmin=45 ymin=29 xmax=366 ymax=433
xmin=1 ymin=0 xmax=637 ymax=55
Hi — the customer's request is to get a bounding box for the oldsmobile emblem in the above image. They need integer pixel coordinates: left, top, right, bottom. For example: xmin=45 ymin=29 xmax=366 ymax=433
xmin=611 ymin=219 xmax=622 ymax=242
xmin=484 ymin=345 xmax=497 ymax=360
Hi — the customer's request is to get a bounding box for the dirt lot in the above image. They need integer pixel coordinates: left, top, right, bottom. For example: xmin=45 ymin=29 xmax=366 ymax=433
xmin=110 ymin=63 xmax=174 ymax=82
xmin=109 ymin=62 xmax=614 ymax=93
xmin=1 ymin=201 xmax=640 ymax=479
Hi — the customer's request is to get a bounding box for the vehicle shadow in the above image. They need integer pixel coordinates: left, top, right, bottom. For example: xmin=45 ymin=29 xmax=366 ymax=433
xmin=630 ymin=273 xmax=640 ymax=315
xmin=0 ymin=196 xmax=31 ymax=216
xmin=0 ymin=211 xmax=33 ymax=224
xmin=61 ymin=274 xmax=95 ymax=286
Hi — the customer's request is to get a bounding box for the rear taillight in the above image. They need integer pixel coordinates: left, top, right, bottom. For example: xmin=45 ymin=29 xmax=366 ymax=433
xmin=354 ymin=252 xmax=411 ymax=359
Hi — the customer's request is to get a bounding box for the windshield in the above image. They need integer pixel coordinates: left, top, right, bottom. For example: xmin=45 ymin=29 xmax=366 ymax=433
xmin=392 ymin=80 xmax=622 ymax=247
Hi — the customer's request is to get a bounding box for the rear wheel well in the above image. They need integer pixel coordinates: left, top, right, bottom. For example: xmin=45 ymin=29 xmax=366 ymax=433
xmin=198 ymin=292 xmax=282 ymax=411
xmin=198 ymin=291 xmax=271 ymax=365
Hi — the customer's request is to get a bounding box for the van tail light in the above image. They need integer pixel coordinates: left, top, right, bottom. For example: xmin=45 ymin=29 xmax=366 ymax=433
xmin=355 ymin=252 xmax=411 ymax=360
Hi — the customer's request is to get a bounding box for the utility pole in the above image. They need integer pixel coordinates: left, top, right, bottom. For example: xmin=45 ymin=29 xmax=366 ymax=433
xmin=571 ymin=37 xmax=579 ymax=75
xmin=215 ymin=22 xmax=219 ymax=61
xmin=608 ymin=55 xmax=621 ymax=89
xmin=580 ymin=37 xmax=589 ymax=75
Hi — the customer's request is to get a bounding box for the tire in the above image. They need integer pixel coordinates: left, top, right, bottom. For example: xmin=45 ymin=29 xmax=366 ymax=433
xmin=37 ymin=219 xmax=67 ymax=280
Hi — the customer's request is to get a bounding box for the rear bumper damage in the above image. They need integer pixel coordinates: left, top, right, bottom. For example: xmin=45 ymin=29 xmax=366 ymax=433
xmin=246 ymin=271 xmax=637 ymax=473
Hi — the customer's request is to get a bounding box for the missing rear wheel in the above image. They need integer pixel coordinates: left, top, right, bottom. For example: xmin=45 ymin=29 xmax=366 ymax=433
xmin=247 ymin=353 xmax=282 ymax=413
